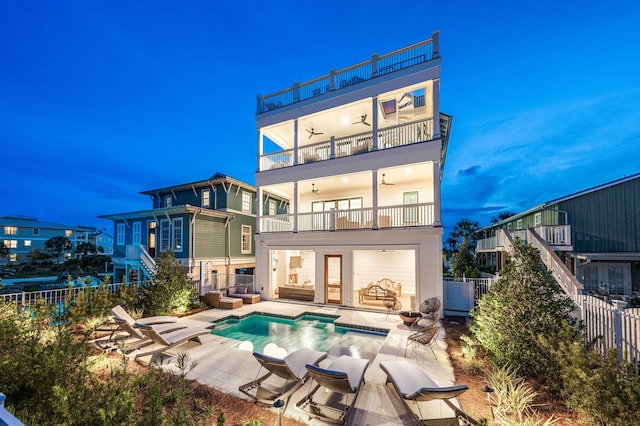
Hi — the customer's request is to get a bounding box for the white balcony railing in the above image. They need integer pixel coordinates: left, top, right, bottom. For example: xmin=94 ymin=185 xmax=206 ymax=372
xmin=476 ymin=225 xmax=572 ymax=251
xmin=259 ymin=203 xmax=435 ymax=233
xmin=259 ymin=119 xmax=434 ymax=171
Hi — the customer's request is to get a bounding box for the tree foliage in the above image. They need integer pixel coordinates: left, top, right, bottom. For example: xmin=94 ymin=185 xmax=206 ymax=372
xmin=451 ymin=218 xmax=480 ymax=246
xmin=449 ymin=239 xmax=478 ymax=278
xmin=0 ymin=244 xmax=8 ymax=258
xmin=142 ymin=250 xmax=195 ymax=315
xmin=470 ymin=239 xmax=577 ymax=375
xmin=44 ymin=236 xmax=72 ymax=263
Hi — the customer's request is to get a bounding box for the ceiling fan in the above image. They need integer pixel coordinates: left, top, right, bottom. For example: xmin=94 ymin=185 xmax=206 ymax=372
xmin=352 ymin=114 xmax=371 ymax=126
xmin=380 ymin=174 xmax=395 ymax=185
xmin=311 ymin=183 xmax=320 ymax=194
xmin=306 ymin=128 xmax=324 ymax=139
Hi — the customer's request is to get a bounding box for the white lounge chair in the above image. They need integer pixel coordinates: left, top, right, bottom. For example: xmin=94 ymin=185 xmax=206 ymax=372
xmin=101 ymin=316 xmax=187 ymax=352
xmin=133 ymin=323 xmax=209 ymax=359
xmin=380 ymin=360 xmax=475 ymax=425
xmin=239 ymin=348 xmax=327 ymax=409
xmin=111 ymin=305 xmax=179 ymax=326
xmin=296 ymin=355 xmax=369 ymax=425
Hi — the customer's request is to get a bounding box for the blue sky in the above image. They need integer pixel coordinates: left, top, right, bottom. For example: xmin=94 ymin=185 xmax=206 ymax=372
xmin=2 ymin=1 xmax=639 ymax=238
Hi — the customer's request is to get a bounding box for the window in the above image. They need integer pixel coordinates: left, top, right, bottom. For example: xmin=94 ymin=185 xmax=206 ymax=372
xmin=160 ymin=220 xmax=171 ymax=251
xmin=165 ymin=195 xmax=172 ymax=208
xmin=64 ymin=253 xmax=71 ymax=260
xmin=116 ymin=223 xmax=125 ymax=245
xmin=172 ymin=218 xmax=183 ymax=252
xmin=65 ymin=230 xmax=72 ymax=237
xmin=4 ymin=226 xmax=17 ymax=235
xmin=242 ymin=191 xmax=252 ymax=213
xmin=517 ymin=219 xmax=523 ymax=230
xmin=4 ymin=240 xmax=17 ymax=248
xmin=132 ymin=222 xmax=141 ymax=245
xmin=24 ymin=240 xmax=31 ymax=247
xmin=403 ymin=191 xmax=419 ymax=223
xmin=9 ymin=253 xmax=16 ymax=262
xmin=268 ymin=200 xmax=277 ymax=216
xmin=534 ymin=213 xmax=542 ymax=226
xmin=202 ymin=189 xmax=210 ymax=207
xmin=241 ymin=225 xmax=252 ymax=254
xmin=33 ymin=228 xmax=39 ymax=235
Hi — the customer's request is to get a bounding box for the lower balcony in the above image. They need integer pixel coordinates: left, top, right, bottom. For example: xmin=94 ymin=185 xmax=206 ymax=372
xmin=259 ymin=202 xmax=435 ymax=233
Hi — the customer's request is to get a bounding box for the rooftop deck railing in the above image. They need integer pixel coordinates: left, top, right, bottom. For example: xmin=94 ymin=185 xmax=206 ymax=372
xmin=257 ymin=32 xmax=438 ymax=114
xmin=476 ymin=225 xmax=572 ymax=251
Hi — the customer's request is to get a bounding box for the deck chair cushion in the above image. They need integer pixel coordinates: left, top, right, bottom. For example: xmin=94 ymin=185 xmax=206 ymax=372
xmin=262 ymin=348 xmax=326 ymax=379
xmin=307 ymin=355 xmax=369 ymax=392
xmin=380 ymin=360 xmax=468 ymax=401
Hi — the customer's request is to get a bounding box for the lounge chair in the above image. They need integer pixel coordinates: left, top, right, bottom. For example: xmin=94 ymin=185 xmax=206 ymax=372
xmin=380 ymin=360 xmax=475 ymax=425
xmin=111 ymin=305 xmax=179 ymax=326
xmin=296 ymin=355 xmax=369 ymax=425
xmin=239 ymin=348 xmax=327 ymax=409
xmin=98 ymin=316 xmax=187 ymax=352
xmin=405 ymin=323 xmax=441 ymax=358
xmin=133 ymin=323 xmax=209 ymax=359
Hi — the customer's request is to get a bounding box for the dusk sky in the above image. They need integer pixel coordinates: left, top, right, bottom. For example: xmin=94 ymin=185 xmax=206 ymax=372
xmin=2 ymin=1 xmax=639 ymax=238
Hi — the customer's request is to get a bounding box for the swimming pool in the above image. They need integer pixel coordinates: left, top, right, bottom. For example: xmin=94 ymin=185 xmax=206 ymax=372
xmin=210 ymin=313 xmax=388 ymax=361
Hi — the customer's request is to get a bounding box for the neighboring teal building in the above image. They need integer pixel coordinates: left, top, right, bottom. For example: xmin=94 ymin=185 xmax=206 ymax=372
xmin=1 ymin=216 xmax=89 ymax=264
xmin=99 ymin=173 xmax=256 ymax=285
xmin=476 ymin=172 xmax=640 ymax=297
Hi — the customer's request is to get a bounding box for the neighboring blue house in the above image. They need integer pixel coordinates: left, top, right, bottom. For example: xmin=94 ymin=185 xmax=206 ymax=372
xmin=0 ymin=216 xmax=89 ymax=264
xmin=99 ymin=173 xmax=256 ymax=285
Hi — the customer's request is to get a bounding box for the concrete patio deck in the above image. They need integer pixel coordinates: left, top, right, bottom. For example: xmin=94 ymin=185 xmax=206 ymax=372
xmin=130 ymin=301 xmax=464 ymax=425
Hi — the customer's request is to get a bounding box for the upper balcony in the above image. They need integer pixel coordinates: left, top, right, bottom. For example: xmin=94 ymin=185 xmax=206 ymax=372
xmin=476 ymin=225 xmax=573 ymax=252
xmin=256 ymin=33 xmax=438 ymax=115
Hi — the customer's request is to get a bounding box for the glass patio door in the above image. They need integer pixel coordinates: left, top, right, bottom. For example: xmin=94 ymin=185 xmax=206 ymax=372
xmin=325 ymin=255 xmax=342 ymax=304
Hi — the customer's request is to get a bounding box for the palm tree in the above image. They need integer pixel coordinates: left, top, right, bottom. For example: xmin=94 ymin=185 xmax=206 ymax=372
xmin=451 ymin=219 xmax=480 ymax=246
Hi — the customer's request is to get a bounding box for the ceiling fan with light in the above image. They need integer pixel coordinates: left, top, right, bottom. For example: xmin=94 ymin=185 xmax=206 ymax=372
xmin=380 ymin=173 xmax=395 ymax=185
xmin=311 ymin=183 xmax=320 ymax=194
xmin=306 ymin=128 xmax=324 ymax=139
xmin=352 ymin=114 xmax=371 ymax=126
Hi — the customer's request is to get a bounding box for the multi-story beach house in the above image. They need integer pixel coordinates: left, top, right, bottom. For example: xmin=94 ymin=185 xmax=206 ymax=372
xmin=253 ymin=32 xmax=451 ymax=311
xmin=100 ymin=173 xmax=256 ymax=285
xmin=0 ymin=216 xmax=89 ymax=264
xmin=475 ymin=172 xmax=640 ymax=298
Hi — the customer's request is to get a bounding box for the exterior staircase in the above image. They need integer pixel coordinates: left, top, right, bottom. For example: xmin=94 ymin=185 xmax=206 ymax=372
xmin=125 ymin=244 xmax=156 ymax=281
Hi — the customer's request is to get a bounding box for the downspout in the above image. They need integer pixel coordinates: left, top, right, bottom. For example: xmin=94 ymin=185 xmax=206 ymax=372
xmin=225 ymin=215 xmax=234 ymax=275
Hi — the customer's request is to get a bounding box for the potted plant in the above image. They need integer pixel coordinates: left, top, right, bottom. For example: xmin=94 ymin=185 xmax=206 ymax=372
xmin=399 ymin=296 xmax=420 ymax=326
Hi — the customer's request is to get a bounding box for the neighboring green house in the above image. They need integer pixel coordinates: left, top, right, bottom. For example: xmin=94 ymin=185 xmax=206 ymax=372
xmin=476 ymin=172 xmax=640 ymax=297
xmin=0 ymin=216 xmax=89 ymax=264
xmin=99 ymin=173 xmax=256 ymax=285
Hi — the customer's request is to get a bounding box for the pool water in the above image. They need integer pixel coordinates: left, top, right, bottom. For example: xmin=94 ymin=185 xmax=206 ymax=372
xmin=210 ymin=314 xmax=387 ymax=361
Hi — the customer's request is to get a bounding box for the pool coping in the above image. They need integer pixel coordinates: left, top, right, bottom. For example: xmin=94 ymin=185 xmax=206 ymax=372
xmin=208 ymin=310 xmax=390 ymax=335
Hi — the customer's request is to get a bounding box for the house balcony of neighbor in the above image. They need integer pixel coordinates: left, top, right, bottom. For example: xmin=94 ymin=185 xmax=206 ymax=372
xmin=257 ymin=164 xmax=440 ymax=234
xmin=476 ymin=225 xmax=573 ymax=252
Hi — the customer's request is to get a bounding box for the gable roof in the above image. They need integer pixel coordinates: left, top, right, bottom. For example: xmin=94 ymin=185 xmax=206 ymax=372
xmin=140 ymin=172 xmax=255 ymax=196
xmin=479 ymin=172 xmax=640 ymax=231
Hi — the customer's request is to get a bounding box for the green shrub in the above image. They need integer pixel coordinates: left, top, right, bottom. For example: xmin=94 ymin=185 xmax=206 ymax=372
xmin=547 ymin=331 xmax=640 ymax=425
xmin=142 ymin=250 xmax=195 ymax=315
xmin=470 ymin=239 xmax=577 ymax=375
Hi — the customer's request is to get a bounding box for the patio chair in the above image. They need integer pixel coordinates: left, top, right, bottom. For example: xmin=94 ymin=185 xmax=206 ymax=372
xmin=132 ymin=323 xmax=209 ymax=359
xmin=98 ymin=316 xmax=187 ymax=352
xmin=418 ymin=297 xmax=441 ymax=321
xmin=410 ymin=312 xmax=441 ymax=332
xmin=239 ymin=348 xmax=327 ymax=409
xmin=111 ymin=305 xmax=179 ymax=326
xmin=405 ymin=323 xmax=441 ymax=358
xmin=296 ymin=355 xmax=369 ymax=425
xmin=380 ymin=360 xmax=475 ymax=425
